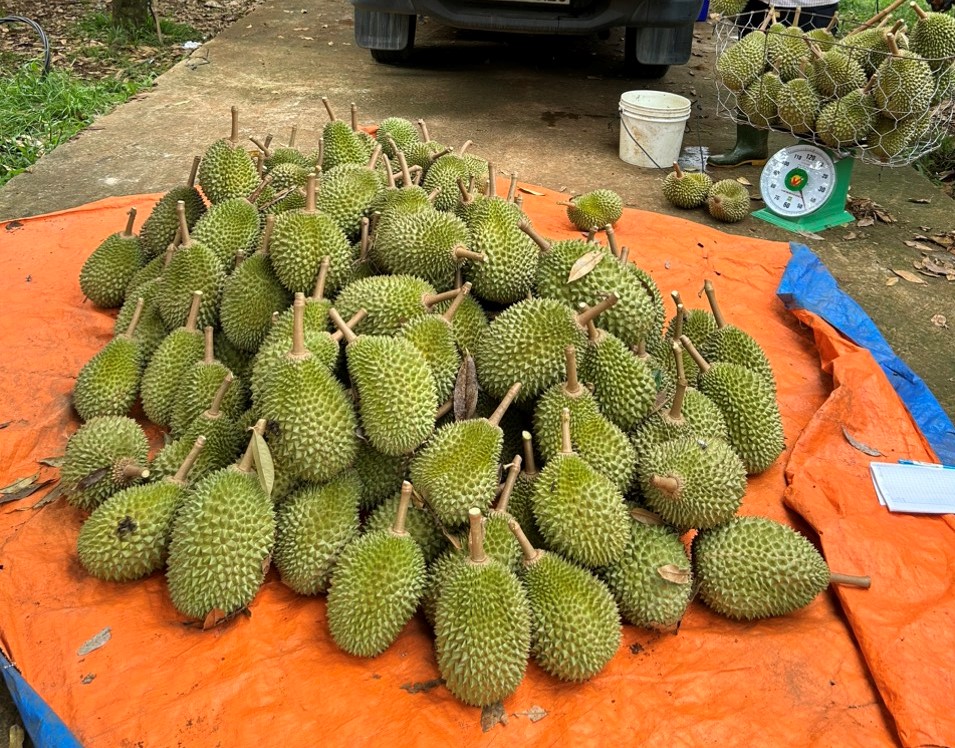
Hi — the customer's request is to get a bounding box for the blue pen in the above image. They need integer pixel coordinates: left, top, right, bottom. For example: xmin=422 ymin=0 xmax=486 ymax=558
xmin=898 ymin=459 xmax=955 ymax=470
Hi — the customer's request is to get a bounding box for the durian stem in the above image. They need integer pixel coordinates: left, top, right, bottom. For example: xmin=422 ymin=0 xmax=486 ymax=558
xmin=247 ymin=174 xmax=274 ymax=204
xmin=203 ymin=326 xmax=214 ymax=364
xmin=430 ymin=146 xmax=453 ymax=162
xmin=234 ymin=251 xmax=246 ymax=268
xmin=392 ymin=481 xmax=414 ymax=536
xmin=792 ymin=6 xmax=802 ymax=27
xmin=507 ymin=518 xmax=542 ymax=565
xmin=467 ymin=507 xmax=487 ymax=563
xmin=263 ymin=133 xmax=274 ymax=151
xmin=564 ymin=345 xmax=581 ymax=395
xmin=229 ymin=105 xmax=240 ymax=144
xmin=487 ymin=382 xmax=522 ymax=427
xmin=673 ymin=301 xmax=686 ymax=341
xmin=496 ymin=455 xmax=522 ymax=514
xmin=457 ymin=178 xmax=472 ymax=204
xmin=206 ymin=372 xmax=234 ymax=418
xmin=350 ymin=102 xmax=359 ymax=132
xmin=559 ymin=407 xmax=573 ymax=456
xmin=328 ymin=307 xmax=357 ymax=344
xmin=576 ymin=293 xmax=619 ymax=327
xmin=185 ymin=291 xmax=203 ymax=332
xmin=679 ymin=335 xmax=710 ymax=373
xmin=175 ymin=200 xmax=191 ymax=246
xmin=359 ymin=218 xmax=370 ymax=263
xmin=619 ymin=245 xmax=630 ymax=265
xmin=314 ymin=256 xmax=331 ymax=301
xmin=826 ymin=12 xmax=838 ymax=31
xmin=556 ymin=200 xmax=574 ymax=208
xmin=515 ymin=194 xmax=524 ymax=212
xmin=486 ymin=162 xmax=496 ymax=198
xmin=124 ymin=297 xmax=145 ymax=339
xmin=671 ymin=289 xmax=684 ymax=312
xmin=586 ymin=226 xmax=597 ymax=243
xmin=830 ymin=573 xmax=872 ymax=589
xmin=852 ymin=0 xmax=906 ymax=33
xmin=290 ymin=293 xmax=307 ymax=357
xmin=172 ymin=436 xmax=206 ymax=483
xmin=288 ymin=125 xmax=297 ymax=147
xmin=507 ymin=173 xmax=518 ymax=203
xmin=909 ymin=2 xmax=927 ymax=20
xmin=382 ymin=154 xmax=396 ymax=189
xmin=703 ymin=280 xmax=727 ymax=329
xmin=606 ymin=224 xmax=620 ymax=258
xmin=187 ymin=156 xmax=200 ymax=188
xmin=673 ymin=161 xmax=684 ymax=179
xmin=121 ymin=462 xmax=150 ymax=480
xmin=885 ymin=32 xmax=901 ymax=56
xmin=321 ymin=96 xmax=335 ymax=122
xmin=316 ymin=138 xmax=324 ymax=170
xmin=452 ymin=246 xmax=485 ymax=264
xmin=123 ymin=207 xmax=137 ymax=237
xmin=305 ymin=174 xmax=317 ymax=213
xmin=587 ymin=319 xmax=600 ymax=342
xmin=670 ymin=343 xmax=689 ymax=419
xmin=442 ymin=282 xmax=472 ymax=322
xmin=454 ymin=265 xmax=463 ymax=290
xmin=435 ymin=398 xmax=454 ymax=419
xmin=259 ymin=214 xmax=275 ymax=256
xmin=394 ymin=145 xmax=412 ymax=187
xmin=237 ymin=419 xmax=267 ymax=473
xmin=651 ymin=474 xmax=683 ymax=499
xmin=459 ymin=139 xmax=473 ymax=155
xmin=635 ymin=339 xmax=648 ymax=359
xmin=427 ymin=187 xmax=441 ymax=203
xmin=330 ymin=309 xmax=367 ymax=342
xmin=890 ymin=18 xmax=906 ymax=35
xmin=417 ymin=118 xmax=431 ymax=142
xmin=249 ymin=136 xmax=270 ymax=154
xmin=521 ymin=431 xmax=538 ymax=476
xmin=422 ymin=288 xmax=460 ymax=308
xmin=808 ymin=42 xmax=824 ymax=60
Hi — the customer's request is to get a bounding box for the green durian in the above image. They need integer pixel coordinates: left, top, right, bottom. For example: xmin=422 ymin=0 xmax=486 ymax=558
xmin=815 ymin=89 xmax=876 ymax=149
xmin=113 ymin=274 xmax=167 ymax=361
xmin=738 ymin=72 xmax=783 ymax=129
xmin=352 ymin=441 xmax=409 ymax=512
xmin=910 ymin=4 xmax=955 ymax=72
xmin=79 ymin=208 xmax=143 ymax=308
xmin=190 ymin=187 xmax=267 ymax=268
xmin=377 ymin=116 xmax=420 ymax=158
xmin=478 ymin=457 xmax=527 ymax=574
xmin=706 ymin=179 xmax=751 ymax=223
xmin=580 ymin=324 xmax=656 ymax=431
xmin=364 ymin=489 xmax=446 ymax=565
xmin=139 ymin=157 xmax=206 ymax=260
xmin=464 ymin=197 xmax=539 ymax=304
xmin=661 ymin=163 xmax=715 ymax=209
xmin=316 ymin=162 xmax=384 ymax=239
xmin=562 ymin=189 xmax=623 ymax=231
xmin=872 ymin=33 xmax=934 ymax=119
xmin=399 ymin=283 xmax=469 ymax=402
xmin=320 ymin=104 xmax=371 ymax=172
xmin=197 ymin=107 xmax=260 ymax=204
xmin=332 ymin=274 xmax=441 ymax=336
xmin=428 ymin=292 xmax=488 ymax=354
xmin=716 ymin=29 xmax=768 ymax=92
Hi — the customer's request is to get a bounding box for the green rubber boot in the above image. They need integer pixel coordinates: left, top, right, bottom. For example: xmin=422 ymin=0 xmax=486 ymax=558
xmin=708 ymin=124 xmax=769 ymax=168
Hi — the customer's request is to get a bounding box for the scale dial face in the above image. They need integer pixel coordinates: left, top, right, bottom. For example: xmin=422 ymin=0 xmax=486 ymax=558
xmin=759 ymin=144 xmax=837 ymax=218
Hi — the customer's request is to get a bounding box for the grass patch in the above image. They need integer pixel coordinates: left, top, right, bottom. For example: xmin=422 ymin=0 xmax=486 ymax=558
xmin=74 ymin=11 xmax=201 ymax=49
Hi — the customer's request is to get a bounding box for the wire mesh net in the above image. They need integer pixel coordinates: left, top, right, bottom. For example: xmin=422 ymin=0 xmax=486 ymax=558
xmin=714 ymin=10 xmax=955 ymax=166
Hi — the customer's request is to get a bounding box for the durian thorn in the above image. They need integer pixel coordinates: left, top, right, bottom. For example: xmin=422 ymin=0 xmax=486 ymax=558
xmin=359 ymin=218 xmax=370 ymax=263
xmin=854 ymin=0 xmax=905 ymax=33
xmin=496 ymin=455 xmax=522 ymax=514
xmin=381 ymin=154 xmax=396 ymax=189
xmin=679 ymin=335 xmax=710 ymax=372
xmin=519 ymin=220 xmax=551 ymax=253
xmin=316 ymin=138 xmax=324 ymax=169
xmin=422 ymin=288 xmax=460 ymax=308
xmin=830 ymin=572 xmax=871 ymax=589
xmin=392 ymin=481 xmax=414 ymax=536
xmin=452 ymin=246 xmax=485 ymax=264
xmin=290 ymin=293 xmax=308 ymax=357
xmin=123 ymin=207 xmax=137 ymax=237
xmin=328 ymin=307 xmax=357 ymax=344
xmin=205 ymin=372 xmax=234 ymax=419
xmin=703 ymin=279 xmax=727 ymax=328
xmin=521 ymin=430 xmax=538 ymax=476
xmin=459 ymin=139 xmax=473 ymax=155
xmin=172 ymin=436 xmax=206 ymax=484
xmin=673 ymin=161 xmax=685 ymax=178
xmin=288 ymin=125 xmax=297 ymax=147
xmin=429 ymin=146 xmax=452 ymax=162
xmin=576 ymin=293 xmax=619 ymax=327
xmin=559 ymin=407 xmax=573 ymax=456
xmin=264 ymin=133 xmax=274 ymax=150
xmin=121 ymin=462 xmax=150 ymax=480
xmin=229 ymin=105 xmax=240 ymax=144
xmin=417 ymin=118 xmax=431 ymax=142
xmin=457 ymin=178 xmax=472 ymax=203
xmin=651 ymin=473 xmax=683 ymax=499
xmin=350 ymin=102 xmax=359 ymax=132
xmin=427 ymin=187 xmax=441 ymax=203
xmin=321 ymin=96 xmax=336 ymax=122
xmin=507 ymin=172 xmax=518 ymax=203
xmin=330 ymin=308 xmax=367 ymax=341
xmin=187 ymin=156 xmax=200 ymax=188
xmin=488 ymin=382 xmax=522 ymax=427
xmin=507 ymin=518 xmax=542 ymax=565
xmin=314 ymin=256 xmax=331 ymax=301
xmin=249 ymin=136 xmax=270 ymax=155
xmin=586 ymin=226 xmax=597 ymax=243
xmin=123 ymin=297 xmax=145 ymax=339
xmin=619 ymin=245 xmax=630 ymax=265
xmin=247 ymin=174 xmax=274 ymax=204
xmin=259 ymin=214 xmax=275 ymax=256
xmin=486 ymin=162 xmax=496 ymax=198
xmin=237 ymin=419 xmax=266 ymax=473
xmin=606 ymin=224 xmax=620 ymax=257
xmin=184 ymin=291 xmax=203 ymax=332
xmin=305 ymin=174 xmax=317 ymax=213
xmin=203 ymin=326 xmax=215 ymax=364
xmin=175 ymin=200 xmax=191 ymax=246
xmin=909 ymin=1 xmax=927 ymax=20
xmin=467 ymin=507 xmax=488 ymax=564
xmin=435 ymin=398 xmax=454 ymax=420
xmin=442 ymin=282 xmax=471 ymax=322
xmin=393 ymin=142 xmax=412 ymax=186
xmin=564 ymin=344 xmax=582 ymax=395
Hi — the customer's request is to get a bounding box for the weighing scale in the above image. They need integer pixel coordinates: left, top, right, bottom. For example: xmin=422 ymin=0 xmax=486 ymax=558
xmin=754 ymin=143 xmax=856 ymax=233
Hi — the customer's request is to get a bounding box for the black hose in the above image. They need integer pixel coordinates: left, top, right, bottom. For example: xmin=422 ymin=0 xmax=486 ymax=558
xmin=0 ymin=16 xmax=52 ymax=77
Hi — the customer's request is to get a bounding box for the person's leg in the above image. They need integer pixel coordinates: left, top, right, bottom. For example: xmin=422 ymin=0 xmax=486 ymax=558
xmin=798 ymin=3 xmax=838 ymax=31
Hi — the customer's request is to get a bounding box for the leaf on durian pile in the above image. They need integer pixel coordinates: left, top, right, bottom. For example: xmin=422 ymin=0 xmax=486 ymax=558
xmin=630 ymin=507 xmax=665 ymax=526
xmin=841 ymin=426 xmax=883 ymax=457
xmin=481 ymin=702 xmax=508 ymax=732
xmin=657 ymin=565 xmax=691 ymax=584
xmin=250 ymin=430 xmax=275 ymax=499
xmin=1 ymin=474 xmax=39 ymax=494
xmin=76 ymin=467 xmax=109 ymax=490
xmin=37 ymin=456 xmax=65 ymax=468
xmin=453 ymin=355 xmax=478 ymax=422
xmin=202 ymin=608 xmax=228 ymax=630
xmin=20 ymin=482 xmax=66 ymax=511
xmin=567 ymin=249 xmax=605 ymax=283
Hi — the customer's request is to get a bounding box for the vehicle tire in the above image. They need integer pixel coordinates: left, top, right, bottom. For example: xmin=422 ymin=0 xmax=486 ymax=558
xmin=369 ymin=15 xmax=416 ymax=65
xmin=623 ymin=27 xmax=670 ymax=79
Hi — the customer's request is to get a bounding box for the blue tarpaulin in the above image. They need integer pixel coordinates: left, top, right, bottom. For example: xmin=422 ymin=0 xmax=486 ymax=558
xmin=1 ymin=651 xmax=83 ymax=748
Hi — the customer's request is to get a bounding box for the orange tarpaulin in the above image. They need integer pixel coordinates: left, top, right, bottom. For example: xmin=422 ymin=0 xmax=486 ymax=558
xmin=0 ymin=190 xmax=952 ymax=747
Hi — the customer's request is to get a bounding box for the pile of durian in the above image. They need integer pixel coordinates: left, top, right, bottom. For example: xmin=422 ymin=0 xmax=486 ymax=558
xmin=715 ymin=2 xmax=955 ymax=164
xmin=62 ymin=102 xmax=869 ymax=708
xmin=660 ymin=166 xmax=751 ymax=222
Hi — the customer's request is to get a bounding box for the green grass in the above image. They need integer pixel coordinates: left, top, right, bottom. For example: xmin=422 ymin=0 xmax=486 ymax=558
xmin=74 ymin=12 xmax=201 ymax=49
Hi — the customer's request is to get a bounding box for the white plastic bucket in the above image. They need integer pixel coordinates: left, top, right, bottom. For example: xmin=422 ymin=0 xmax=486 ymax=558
xmin=618 ymin=90 xmax=692 ymax=169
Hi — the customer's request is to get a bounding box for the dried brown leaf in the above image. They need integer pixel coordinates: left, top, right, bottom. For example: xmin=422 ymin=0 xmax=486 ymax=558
xmin=874 ymin=210 xmax=896 ymax=224
xmin=1 ymin=474 xmax=38 ymax=494
xmin=904 ymin=240 xmax=936 ymax=252
xmin=630 ymin=507 xmax=664 ymax=525
xmin=23 ymin=482 xmax=66 ymax=511
xmin=400 ymin=678 xmax=445 ymax=694
xmin=76 ymin=466 xmax=109 ymax=490
xmin=892 ymin=269 xmax=927 ymax=284
xmin=857 ymin=217 xmax=875 ymax=228
xmin=931 ymin=314 xmax=948 ymax=328
xmin=38 ymin=456 xmax=65 ymax=468
xmin=735 ymin=177 xmax=752 ymax=186
xmin=251 ymin=430 xmax=274 ymax=499
xmin=885 ymin=277 xmax=899 ymax=286
xmin=844 ymin=231 xmax=858 ymax=241
xmin=841 ymin=426 xmax=883 ymax=457
xmin=481 ymin=702 xmax=507 ymax=732
xmin=202 ymin=608 xmax=228 ymax=630
xmin=567 ymin=249 xmax=605 ymax=283
xmin=657 ymin=564 xmax=691 ymax=584
xmin=453 ymin=355 xmax=478 ymax=422
xmin=77 ymin=627 xmax=111 ymax=656
xmin=517 ymin=187 xmax=545 ymax=196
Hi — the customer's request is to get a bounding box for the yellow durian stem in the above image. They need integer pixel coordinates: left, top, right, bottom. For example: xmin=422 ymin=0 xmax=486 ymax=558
xmin=507 ymin=172 xmax=518 ymax=203
xmin=229 ymin=105 xmax=240 ymax=144
xmin=327 ymin=307 xmax=357 ymax=344
xmin=330 ymin=309 xmax=366 ymax=343
xmin=287 ymin=125 xmax=297 ymax=148
xmin=123 ymin=208 xmax=137 ymax=237
xmin=313 ymin=256 xmax=331 ymax=301
xmin=184 ymin=291 xmax=203 ymax=332
xmin=175 ymin=200 xmax=191 ymax=246
xmin=203 ymin=326 xmax=214 ymax=364
xmin=496 ymin=455 xmax=522 ymax=514
xmin=316 ymin=138 xmax=324 ymax=170
xmin=321 ymin=96 xmax=336 ymax=122
xmin=576 ymin=293 xmax=619 ymax=328
xmin=258 ymin=214 xmax=275 ymax=256
xmin=650 ymin=474 xmax=684 ymax=499
xmin=452 ymin=246 xmax=485 ymax=264
xmin=435 ymin=398 xmax=454 ymax=419
xmin=507 ymin=518 xmax=542 ymax=566
xmin=392 ymin=481 xmax=414 ymax=536
xmin=467 ymin=507 xmax=488 ymax=564
xmin=249 ymin=136 xmax=270 ymax=155
xmin=305 ymin=174 xmax=317 ymax=213
xmin=417 ymin=118 xmax=430 ymax=142
xmin=187 ymin=155 xmax=200 ymax=188
xmin=605 ymin=224 xmax=620 ymax=258
xmin=124 ymin=297 xmax=145 ymax=339
xmin=564 ymin=345 xmax=582 ymax=396
xmin=359 ymin=218 xmax=370 ymax=263
xmin=679 ymin=335 xmax=711 ymax=373
xmin=456 ymin=178 xmax=472 ymax=204
xmin=380 ymin=154 xmax=396 ymax=189
xmin=521 ymin=431 xmax=539 ymax=476
xmin=486 ymin=161 xmax=496 ymax=198
xmin=830 ymin=573 xmax=872 ymax=589
xmin=205 ymin=372 xmax=234 ymax=419
xmin=172 ymin=436 xmax=206 ymax=484
xmin=427 ymin=187 xmax=441 ymax=204
xmin=488 ymin=382 xmax=522 ymax=427
xmin=792 ymin=6 xmax=802 ymax=28
xmin=519 ymin=220 xmax=551 ymax=253
xmin=119 ymin=461 xmax=150 ymax=481
xmin=852 ymin=0 xmax=905 ymax=33
xmin=909 ymin=2 xmax=927 ymax=20
xmin=442 ymin=282 xmax=472 ymax=323
xmin=290 ymin=294 xmax=307 ymax=357
xmin=673 ymin=161 xmax=684 ymax=179
xmin=459 ymin=139 xmax=473 ymax=155
xmin=559 ymin=407 xmax=573 ymax=456
xmin=704 ymin=279 xmax=727 ymax=329
xmin=247 ymin=174 xmax=273 ymax=204
xmin=422 ymin=288 xmax=460 ymax=308
xmin=619 ymin=245 xmax=630 ymax=265
xmin=885 ymin=31 xmax=902 ymax=56
xmin=585 ymin=226 xmax=597 ymax=243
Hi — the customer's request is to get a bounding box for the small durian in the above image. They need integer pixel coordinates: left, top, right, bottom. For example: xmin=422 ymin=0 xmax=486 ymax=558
xmin=326 ymin=482 xmax=427 ymax=656
xmin=79 ymin=208 xmax=143 ymax=308
xmin=377 ymin=116 xmax=421 ymax=158
xmin=909 ymin=2 xmax=955 ymax=72
xmin=560 ymin=189 xmax=623 ymax=231
xmin=716 ymin=29 xmax=768 ymax=92
xmin=872 ymin=33 xmax=934 ymax=119
xmin=706 ymin=179 xmax=751 ymax=223
xmin=197 ymin=106 xmax=260 ymax=204
xmin=661 ymin=163 xmax=714 ymax=209
xmin=190 ymin=178 xmax=272 ymax=268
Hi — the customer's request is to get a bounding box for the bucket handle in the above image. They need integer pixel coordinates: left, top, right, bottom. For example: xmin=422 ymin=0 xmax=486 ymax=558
xmin=619 ymin=105 xmax=665 ymax=171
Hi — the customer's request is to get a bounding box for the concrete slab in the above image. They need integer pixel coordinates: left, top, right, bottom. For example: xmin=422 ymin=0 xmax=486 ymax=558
xmin=1 ymin=0 xmax=952 ymax=421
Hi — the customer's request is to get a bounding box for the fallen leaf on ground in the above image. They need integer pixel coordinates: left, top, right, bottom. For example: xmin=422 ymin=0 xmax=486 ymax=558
xmin=518 ymin=187 xmax=545 ymax=196
xmin=77 ymin=627 xmax=111 ymax=656
xmin=400 ymin=678 xmax=445 ymax=694
xmin=931 ymin=314 xmax=948 ymax=328
xmin=513 ymin=706 xmax=548 ymax=723
xmin=735 ymin=177 xmax=752 ymax=186
xmin=904 ymin=240 xmax=935 ymax=252
xmin=857 ymin=217 xmax=875 ymax=227
xmin=481 ymin=702 xmax=507 ymax=732
xmin=907 ymin=198 xmax=931 ymax=204
xmin=22 ymin=482 xmax=65 ymax=510
xmin=1 ymin=474 xmax=38 ymax=494
xmin=844 ymin=231 xmax=858 ymax=240
xmin=892 ymin=269 xmax=927 ymax=284
xmin=841 ymin=426 xmax=883 ymax=457
xmin=886 ymin=277 xmax=899 ymax=286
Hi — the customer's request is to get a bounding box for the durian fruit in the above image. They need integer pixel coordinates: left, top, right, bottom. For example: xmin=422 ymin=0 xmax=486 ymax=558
xmin=261 ymin=125 xmax=313 ymax=171
xmin=77 ymin=436 xmax=205 ymax=581
xmin=509 ymin=518 xmax=620 ymax=681
xmin=580 ymin=321 xmax=656 ymax=432
xmin=803 ymin=15 xmax=837 ymax=52
xmin=664 ymin=291 xmax=718 ymax=349
xmin=478 ymin=456 xmax=525 ymax=574
xmin=399 ymin=283 xmax=469 ymax=402
xmin=560 ymin=189 xmax=623 ymax=231
xmin=331 ymin=274 xmax=448 ymax=337
xmin=808 ymin=44 xmax=867 ymax=99
xmin=149 ymin=374 xmax=242 ymax=481
xmin=139 ymin=157 xmax=206 ymax=261
xmin=776 ymin=74 xmax=822 ymax=136
xmin=428 ymin=287 xmax=489 ymax=355
xmin=638 ymin=435 xmax=747 ymax=530
xmin=706 ymin=179 xmax=751 ymax=223
xmin=258 ymin=296 xmax=359 ymax=482
xmin=326 ymin=481 xmax=427 ymax=656
xmin=316 ymin=160 xmax=385 ymax=239
xmin=125 ymin=244 xmax=168 ymax=300
xmin=219 ymin=216 xmax=293 ymax=353
xmin=352 ymin=441 xmax=409 ymax=512
xmin=79 ymin=208 xmax=143 ymax=308
xmin=868 ymin=112 xmax=932 ymax=161
xmin=169 ymin=327 xmax=245 ymax=437
xmin=61 ymin=416 xmax=150 ymax=511
xmin=532 ymin=409 xmax=630 ymax=568
xmin=908 ymin=3 xmax=955 ymax=72
xmin=434 ymin=507 xmax=531 ymax=707
xmin=815 ymin=88 xmax=876 ymax=149
xmin=767 ymin=14 xmax=811 ymax=81
xmin=843 ymin=21 xmax=911 ymax=76
xmin=73 ymin=297 xmax=146 ymax=421
xmin=423 ymin=145 xmax=488 ymax=212
xmin=680 ymin=335 xmax=785 ymax=475
xmin=268 ymin=174 xmax=353 ymax=295
xmin=113 ymin=272 xmax=166 ymax=361
xmin=377 ymin=117 xmax=421 ymax=159
xmin=157 ymin=202 xmax=225 ymax=330
xmin=411 ymin=382 xmax=521 ymax=527
xmin=872 ymin=32 xmax=935 ymax=119
xmin=710 ymin=0 xmax=746 ymax=15
xmin=693 ymin=516 xmax=870 ymax=620
xmin=930 ymin=62 xmax=955 ymax=105
xmin=598 ymin=511 xmax=694 ymax=630
xmin=190 ymin=180 xmax=271 ymax=268
xmin=140 ymin=291 xmax=205 ymax=428
xmin=166 ymin=422 xmax=276 ymax=621
xmin=320 ymin=97 xmax=373 ymax=172
xmin=197 ymin=106 xmax=260 ymax=204
xmin=661 ymin=162 xmax=714 ymax=209
xmin=274 ymin=470 xmax=362 ymax=595
xmin=403 ymin=118 xmax=450 ymax=175
xmin=364 ymin=488 xmax=447 ymax=565
xmin=716 ymin=28 xmax=769 ymax=92
xmin=699 ymin=280 xmax=776 ymax=393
